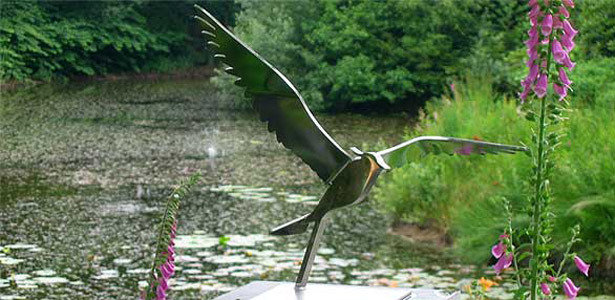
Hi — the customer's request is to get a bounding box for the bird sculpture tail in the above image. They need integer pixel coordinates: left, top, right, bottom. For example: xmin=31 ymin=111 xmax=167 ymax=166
xmin=270 ymin=214 xmax=311 ymax=236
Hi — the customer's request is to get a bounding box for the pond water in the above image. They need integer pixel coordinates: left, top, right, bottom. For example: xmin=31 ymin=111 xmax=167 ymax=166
xmin=0 ymin=79 xmax=610 ymax=299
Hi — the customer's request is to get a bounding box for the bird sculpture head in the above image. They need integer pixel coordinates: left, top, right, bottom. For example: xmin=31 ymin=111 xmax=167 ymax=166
xmin=349 ymin=147 xmax=391 ymax=171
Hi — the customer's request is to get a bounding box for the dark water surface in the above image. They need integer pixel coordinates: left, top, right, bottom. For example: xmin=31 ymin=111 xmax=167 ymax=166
xmin=1 ymin=79 xmax=602 ymax=299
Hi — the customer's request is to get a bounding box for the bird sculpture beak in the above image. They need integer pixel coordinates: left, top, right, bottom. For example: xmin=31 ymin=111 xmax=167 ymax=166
xmin=349 ymin=147 xmax=364 ymax=156
xmin=368 ymin=152 xmax=391 ymax=171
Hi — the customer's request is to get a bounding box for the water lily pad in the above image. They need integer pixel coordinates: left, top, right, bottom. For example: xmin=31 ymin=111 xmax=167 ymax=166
xmin=12 ymin=275 xmax=30 ymax=281
xmin=328 ymin=258 xmax=358 ymax=267
xmin=113 ymin=258 xmax=131 ymax=265
xmin=138 ymin=281 xmax=149 ymax=289
xmin=176 ymin=255 xmax=199 ymax=263
xmin=0 ymin=295 xmax=27 ymax=299
xmin=16 ymin=285 xmax=37 ymax=289
xmin=5 ymin=244 xmax=36 ymax=250
xmin=255 ymin=197 xmax=276 ymax=202
xmin=0 ymin=257 xmax=24 ymax=265
xmin=32 ymin=270 xmax=56 ymax=277
xmin=225 ymin=234 xmax=273 ymax=247
xmin=175 ymin=235 xmax=218 ymax=249
xmin=229 ymin=271 xmax=253 ymax=278
xmin=33 ymin=277 xmax=69 ymax=284
xmin=92 ymin=270 xmax=118 ymax=280
xmin=205 ymin=255 xmax=248 ymax=264
xmin=317 ymin=247 xmax=335 ymax=255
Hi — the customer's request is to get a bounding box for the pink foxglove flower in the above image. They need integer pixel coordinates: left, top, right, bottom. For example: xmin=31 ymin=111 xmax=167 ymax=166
xmin=563 ymin=20 xmax=578 ymax=38
xmin=553 ymin=17 xmax=563 ymax=29
xmin=563 ymin=55 xmax=576 ymax=70
xmin=561 ymin=33 xmax=576 ymax=52
xmin=563 ymin=278 xmax=580 ymax=299
xmin=552 ymin=40 xmax=568 ymax=64
xmin=491 ymin=242 xmax=506 ymax=259
xmin=541 ymin=14 xmax=553 ymax=36
xmin=525 ymin=34 xmax=539 ymax=50
xmin=520 ymin=87 xmax=530 ymax=102
xmin=541 ymin=282 xmax=551 ymax=295
xmin=529 ymin=5 xmax=542 ymax=26
xmin=534 ymin=73 xmax=548 ymax=98
xmin=156 ymin=221 xmax=177 ymax=300
xmin=553 ymin=83 xmax=567 ymax=100
xmin=563 ymin=0 xmax=575 ymax=9
xmin=493 ymin=253 xmax=513 ymax=275
xmin=521 ymin=0 xmax=576 ymax=101
xmin=524 ymin=64 xmax=540 ymax=86
xmin=559 ymin=67 xmax=572 ymax=86
xmin=574 ymin=256 xmax=590 ymax=277
xmin=548 ymin=276 xmax=557 ymax=282
xmin=559 ymin=5 xmax=570 ymax=18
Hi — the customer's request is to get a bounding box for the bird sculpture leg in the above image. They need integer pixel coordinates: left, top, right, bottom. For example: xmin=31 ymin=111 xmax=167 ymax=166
xmin=295 ymin=215 xmax=328 ymax=290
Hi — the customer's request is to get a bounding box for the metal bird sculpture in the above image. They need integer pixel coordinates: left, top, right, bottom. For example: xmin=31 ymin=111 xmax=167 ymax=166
xmin=195 ymin=5 xmax=527 ymax=290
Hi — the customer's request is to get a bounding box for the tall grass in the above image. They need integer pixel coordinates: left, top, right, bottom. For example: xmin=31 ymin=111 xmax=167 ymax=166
xmin=374 ymin=63 xmax=615 ymax=273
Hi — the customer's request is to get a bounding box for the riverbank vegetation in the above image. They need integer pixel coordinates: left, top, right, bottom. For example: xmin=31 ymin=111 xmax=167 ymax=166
xmin=374 ymin=60 xmax=615 ymax=279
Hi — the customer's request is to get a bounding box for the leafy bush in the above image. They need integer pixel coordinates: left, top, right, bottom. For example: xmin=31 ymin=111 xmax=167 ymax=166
xmin=374 ymin=159 xmax=447 ymax=227
xmin=576 ymin=0 xmax=615 ymax=59
xmin=213 ymin=0 xmax=529 ymax=111
xmin=569 ymin=57 xmax=615 ymax=109
xmin=374 ymin=75 xmax=530 ymax=234
xmin=374 ymin=63 xmax=615 ymax=270
xmin=0 ymin=1 xmax=235 ymax=82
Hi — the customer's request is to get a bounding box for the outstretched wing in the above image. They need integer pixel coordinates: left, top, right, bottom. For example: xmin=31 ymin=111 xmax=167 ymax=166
xmin=194 ymin=5 xmax=352 ymax=183
xmin=377 ymin=136 xmax=527 ymax=169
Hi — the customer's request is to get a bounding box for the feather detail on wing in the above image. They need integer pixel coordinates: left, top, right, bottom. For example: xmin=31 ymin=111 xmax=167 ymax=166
xmin=194 ymin=5 xmax=352 ymax=183
xmin=377 ymin=136 xmax=527 ymax=169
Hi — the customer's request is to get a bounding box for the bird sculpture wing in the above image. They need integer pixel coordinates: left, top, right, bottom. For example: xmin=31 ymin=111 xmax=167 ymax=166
xmin=194 ymin=5 xmax=352 ymax=183
xmin=377 ymin=136 xmax=527 ymax=169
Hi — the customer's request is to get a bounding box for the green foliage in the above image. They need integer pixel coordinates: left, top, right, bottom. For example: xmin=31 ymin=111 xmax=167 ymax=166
xmin=0 ymin=1 xmax=235 ymax=82
xmin=213 ymin=0 xmax=615 ymax=111
xmin=214 ymin=0 xmax=526 ymax=111
xmin=576 ymin=0 xmax=615 ymax=58
xmin=375 ymin=160 xmax=447 ymax=226
xmin=569 ymin=57 xmax=615 ymax=109
xmin=374 ymin=62 xmax=615 ymax=268
xmin=218 ymin=235 xmax=231 ymax=248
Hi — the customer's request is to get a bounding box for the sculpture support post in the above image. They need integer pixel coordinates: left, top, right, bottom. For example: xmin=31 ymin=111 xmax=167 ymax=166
xmin=295 ymin=216 xmax=328 ymax=289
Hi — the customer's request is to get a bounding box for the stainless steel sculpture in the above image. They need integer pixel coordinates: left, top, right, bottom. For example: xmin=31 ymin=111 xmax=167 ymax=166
xmin=195 ymin=5 xmax=526 ymax=291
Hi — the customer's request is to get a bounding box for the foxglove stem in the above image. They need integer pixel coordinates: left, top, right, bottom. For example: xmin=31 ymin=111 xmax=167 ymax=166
xmin=529 ymin=34 xmax=553 ymax=300
xmin=505 ymin=199 xmax=522 ymax=287
xmin=556 ymin=225 xmax=580 ymax=277
xmin=529 ymin=87 xmax=548 ymax=300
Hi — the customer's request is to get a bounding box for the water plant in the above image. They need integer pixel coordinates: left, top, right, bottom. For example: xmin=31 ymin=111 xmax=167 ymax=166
xmin=143 ymin=173 xmax=201 ymax=300
xmin=489 ymin=1 xmax=589 ymax=299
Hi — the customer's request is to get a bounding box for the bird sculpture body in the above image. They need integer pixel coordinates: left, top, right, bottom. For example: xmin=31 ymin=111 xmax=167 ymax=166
xmin=271 ymin=152 xmax=384 ymax=236
xmin=194 ymin=5 xmax=527 ymax=289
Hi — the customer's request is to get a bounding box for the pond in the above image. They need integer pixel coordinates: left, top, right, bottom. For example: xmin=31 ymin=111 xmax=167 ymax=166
xmin=0 ymin=79 xmax=609 ymax=299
